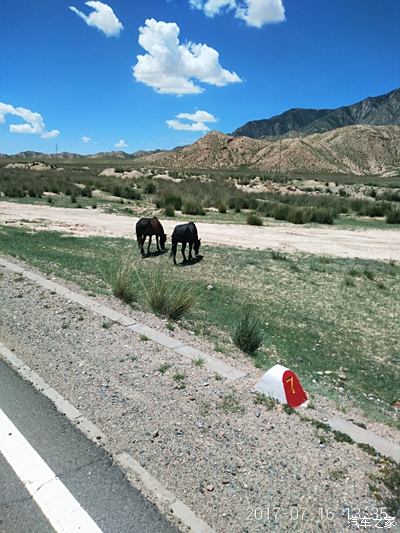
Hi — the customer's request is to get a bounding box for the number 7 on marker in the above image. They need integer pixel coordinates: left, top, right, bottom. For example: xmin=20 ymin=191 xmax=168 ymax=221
xmin=285 ymin=376 xmax=295 ymax=394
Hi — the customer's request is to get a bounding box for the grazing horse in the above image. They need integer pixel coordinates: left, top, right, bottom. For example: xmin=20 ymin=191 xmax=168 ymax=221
xmin=170 ymin=222 xmax=201 ymax=265
xmin=136 ymin=217 xmax=167 ymax=257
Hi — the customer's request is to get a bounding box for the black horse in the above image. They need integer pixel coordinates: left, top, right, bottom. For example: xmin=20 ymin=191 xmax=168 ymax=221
xmin=136 ymin=217 xmax=167 ymax=257
xmin=170 ymin=222 xmax=201 ymax=265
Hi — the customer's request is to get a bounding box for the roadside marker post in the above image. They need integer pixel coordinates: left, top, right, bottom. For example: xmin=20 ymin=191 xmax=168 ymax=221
xmin=255 ymin=364 xmax=307 ymax=408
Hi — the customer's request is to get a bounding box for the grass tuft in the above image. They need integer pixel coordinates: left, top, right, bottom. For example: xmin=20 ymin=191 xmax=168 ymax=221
xmin=146 ymin=269 xmax=197 ymax=320
xmin=232 ymin=311 xmax=264 ymax=354
xmin=111 ymin=256 xmax=139 ymax=304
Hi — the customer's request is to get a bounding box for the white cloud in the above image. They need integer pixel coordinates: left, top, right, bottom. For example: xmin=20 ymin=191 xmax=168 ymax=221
xmin=115 ymin=139 xmax=128 ymax=148
xmin=133 ymin=19 xmax=241 ymax=95
xmin=0 ymin=102 xmax=60 ymax=139
xmin=69 ymin=1 xmax=123 ymax=37
xmin=82 ymin=136 xmax=92 ymax=143
xmin=166 ymin=109 xmax=217 ymax=131
xmin=190 ymin=0 xmax=236 ymax=17
xmin=191 ymin=0 xmax=285 ymax=28
xmin=41 ymin=129 xmax=60 ymax=139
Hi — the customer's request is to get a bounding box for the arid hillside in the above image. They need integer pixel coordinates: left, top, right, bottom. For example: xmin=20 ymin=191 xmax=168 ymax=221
xmin=137 ymin=125 xmax=400 ymax=176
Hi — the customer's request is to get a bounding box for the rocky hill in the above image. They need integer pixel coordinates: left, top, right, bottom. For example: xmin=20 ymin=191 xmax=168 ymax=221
xmin=232 ymin=88 xmax=400 ymax=139
xmin=137 ymin=126 xmax=400 ymax=176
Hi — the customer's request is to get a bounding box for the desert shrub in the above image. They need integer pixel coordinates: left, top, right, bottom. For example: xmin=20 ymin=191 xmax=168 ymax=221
xmin=217 ymin=201 xmax=227 ymax=213
xmin=146 ymin=270 xmax=197 ymax=320
xmin=81 ymin=186 xmax=92 ymax=198
xmin=157 ymin=194 xmax=182 ymax=210
xmin=47 ymin=196 xmax=53 ymax=204
xmin=71 ymin=196 xmax=77 ymax=203
xmin=273 ymin=203 xmax=291 ymax=221
xmin=247 ymin=212 xmax=263 ymax=226
xmin=271 ymin=251 xmax=287 ymax=260
xmin=164 ymin=204 xmax=175 ymax=217
xmin=309 ymin=208 xmax=334 ymax=224
xmin=358 ymin=202 xmax=390 ymax=217
xmin=121 ymin=187 xmax=142 ymax=200
xmin=386 ymin=210 xmax=400 ymax=224
xmin=232 ymin=311 xmax=263 ymax=355
xmin=287 ymin=206 xmax=307 ymax=224
xmin=182 ymin=201 xmax=205 ymax=216
xmin=111 ymin=257 xmax=139 ymax=304
xmin=378 ymin=191 xmax=400 ymax=202
xmin=144 ymin=181 xmax=157 ymax=194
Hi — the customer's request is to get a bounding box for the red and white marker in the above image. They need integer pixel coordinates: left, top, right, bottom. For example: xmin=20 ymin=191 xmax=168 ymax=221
xmin=255 ymin=364 xmax=307 ymax=408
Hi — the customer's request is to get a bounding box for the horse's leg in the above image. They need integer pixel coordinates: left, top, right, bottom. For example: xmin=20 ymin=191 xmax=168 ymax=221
xmin=156 ymin=235 xmax=160 ymax=252
xmin=140 ymin=237 xmax=145 ymax=257
xmin=181 ymin=242 xmax=187 ymax=262
xmin=172 ymin=243 xmax=177 ymax=265
xmin=147 ymin=235 xmax=152 ymax=256
xmin=188 ymin=242 xmax=193 ymax=261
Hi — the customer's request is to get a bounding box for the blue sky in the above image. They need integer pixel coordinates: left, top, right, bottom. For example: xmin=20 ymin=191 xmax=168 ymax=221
xmin=1 ymin=0 xmax=399 ymax=154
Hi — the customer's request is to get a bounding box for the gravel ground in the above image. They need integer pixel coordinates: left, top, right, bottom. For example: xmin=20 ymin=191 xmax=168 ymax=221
xmin=0 ymin=266 xmax=396 ymax=532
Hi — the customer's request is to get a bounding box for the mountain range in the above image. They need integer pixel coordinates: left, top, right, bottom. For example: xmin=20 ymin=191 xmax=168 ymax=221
xmin=1 ymin=88 xmax=399 ymax=176
xmin=136 ymin=126 xmax=400 ymax=177
xmin=232 ymin=88 xmax=400 ymax=139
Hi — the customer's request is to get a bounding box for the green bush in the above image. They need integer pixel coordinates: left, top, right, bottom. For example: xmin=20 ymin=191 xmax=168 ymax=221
xmin=164 ymin=204 xmax=175 ymax=217
xmin=232 ymin=311 xmax=263 ymax=354
xmin=182 ymin=201 xmax=205 ymax=216
xmin=144 ymin=182 xmax=157 ymax=194
xmin=309 ymin=208 xmax=334 ymax=224
xmin=159 ymin=194 xmax=182 ymax=210
xmin=386 ymin=210 xmax=400 ymax=224
xmin=217 ymin=201 xmax=227 ymax=213
xmin=247 ymin=212 xmax=263 ymax=226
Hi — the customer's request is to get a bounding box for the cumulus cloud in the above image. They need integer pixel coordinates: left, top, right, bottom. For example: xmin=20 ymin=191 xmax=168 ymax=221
xmin=190 ymin=0 xmax=285 ymax=28
xmin=0 ymin=102 xmax=60 ymax=139
xmin=82 ymin=136 xmax=92 ymax=143
xmin=166 ymin=110 xmax=217 ymax=131
xmin=133 ymin=19 xmax=241 ymax=95
xmin=69 ymin=1 xmax=123 ymax=37
xmin=115 ymin=139 xmax=128 ymax=148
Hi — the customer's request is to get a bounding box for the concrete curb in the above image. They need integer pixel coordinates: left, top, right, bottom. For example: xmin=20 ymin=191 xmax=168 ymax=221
xmin=328 ymin=417 xmax=400 ymax=463
xmin=0 ymin=341 xmax=215 ymax=533
xmin=0 ymin=257 xmax=246 ymax=381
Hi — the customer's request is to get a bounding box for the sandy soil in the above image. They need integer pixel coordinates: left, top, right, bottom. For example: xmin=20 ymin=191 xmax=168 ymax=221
xmin=0 ymin=202 xmax=399 ymax=261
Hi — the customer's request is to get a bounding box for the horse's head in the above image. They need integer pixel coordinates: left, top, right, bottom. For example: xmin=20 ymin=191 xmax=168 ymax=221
xmin=194 ymin=238 xmax=201 ymax=256
xmin=160 ymin=233 xmax=167 ymax=250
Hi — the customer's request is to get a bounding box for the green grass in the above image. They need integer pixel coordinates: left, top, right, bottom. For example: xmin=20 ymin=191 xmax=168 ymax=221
xmin=0 ymin=225 xmax=399 ymax=427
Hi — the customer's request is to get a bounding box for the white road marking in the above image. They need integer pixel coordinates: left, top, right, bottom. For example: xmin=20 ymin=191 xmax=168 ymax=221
xmin=0 ymin=407 xmax=103 ymax=533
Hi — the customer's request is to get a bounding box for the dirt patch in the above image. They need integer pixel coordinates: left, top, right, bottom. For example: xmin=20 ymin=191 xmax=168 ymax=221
xmin=0 ymin=201 xmax=399 ymax=261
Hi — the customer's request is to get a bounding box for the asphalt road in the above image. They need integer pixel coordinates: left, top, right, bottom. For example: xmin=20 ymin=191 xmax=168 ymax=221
xmin=0 ymin=359 xmax=177 ymax=533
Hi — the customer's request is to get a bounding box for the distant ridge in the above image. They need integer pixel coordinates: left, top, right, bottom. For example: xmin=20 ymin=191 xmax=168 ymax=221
xmin=136 ymin=126 xmax=400 ymax=177
xmin=0 ymin=149 xmax=166 ymax=160
xmin=232 ymin=88 xmax=400 ymax=139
